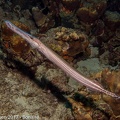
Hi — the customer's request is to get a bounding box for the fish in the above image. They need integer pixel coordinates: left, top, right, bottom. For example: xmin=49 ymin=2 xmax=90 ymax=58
xmin=4 ymin=20 xmax=120 ymax=99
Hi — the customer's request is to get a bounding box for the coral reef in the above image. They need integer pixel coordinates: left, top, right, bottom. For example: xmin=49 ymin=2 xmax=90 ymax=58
xmin=0 ymin=0 xmax=120 ymax=119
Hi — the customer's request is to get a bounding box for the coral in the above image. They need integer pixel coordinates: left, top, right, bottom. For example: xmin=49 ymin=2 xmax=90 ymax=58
xmin=61 ymin=0 xmax=80 ymax=11
xmin=77 ymin=0 xmax=107 ymax=25
xmin=1 ymin=21 xmax=43 ymax=67
xmin=96 ymin=11 xmax=120 ymax=66
xmin=43 ymin=27 xmax=90 ymax=62
xmin=32 ymin=7 xmax=55 ymax=33
xmin=99 ymin=69 xmax=120 ymax=116
xmin=92 ymin=101 xmax=114 ymax=120
xmin=67 ymin=97 xmax=93 ymax=120
xmin=1 ymin=21 xmax=30 ymax=55
xmin=99 ymin=33 xmax=120 ymax=66
xmin=32 ymin=7 xmax=47 ymax=27
xmin=67 ymin=93 xmax=115 ymax=120
xmin=104 ymin=11 xmax=120 ymax=31
xmin=69 ymin=68 xmax=120 ymax=119
xmin=54 ymin=27 xmax=90 ymax=60
xmin=1 ymin=0 xmax=120 ymax=119
xmin=89 ymin=11 xmax=120 ymax=66
xmin=77 ymin=7 xmax=98 ymax=25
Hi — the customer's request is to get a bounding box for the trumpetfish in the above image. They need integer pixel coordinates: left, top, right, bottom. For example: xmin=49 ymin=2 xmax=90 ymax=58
xmin=4 ymin=20 xmax=120 ymax=99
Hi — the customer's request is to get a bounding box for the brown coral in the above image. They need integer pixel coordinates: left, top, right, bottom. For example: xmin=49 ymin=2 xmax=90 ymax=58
xmin=77 ymin=7 xmax=98 ymax=25
xmin=68 ymin=97 xmax=93 ymax=120
xmin=1 ymin=21 xmax=30 ymax=56
xmin=77 ymin=0 xmax=107 ymax=25
xmin=100 ymin=69 xmax=120 ymax=116
xmin=1 ymin=21 xmax=43 ymax=67
xmin=32 ymin=7 xmax=55 ymax=33
xmin=61 ymin=0 xmax=80 ymax=11
xmin=67 ymin=93 xmax=114 ymax=120
xmin=104 ymin=11 xmax=120 ymax=31
xmin=50 ymin=27 xmax=90 ymax=62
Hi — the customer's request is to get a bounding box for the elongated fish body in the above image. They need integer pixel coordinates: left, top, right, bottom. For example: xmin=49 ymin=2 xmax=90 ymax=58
xmin=5 ymin=20 xmax=120 ymax=99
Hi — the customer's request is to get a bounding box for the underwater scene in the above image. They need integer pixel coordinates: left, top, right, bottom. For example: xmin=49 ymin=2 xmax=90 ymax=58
xmin=0 ymin=0 xmax=120 ymax=119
